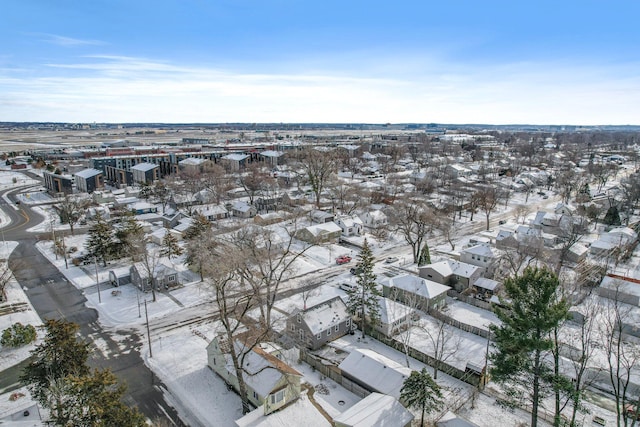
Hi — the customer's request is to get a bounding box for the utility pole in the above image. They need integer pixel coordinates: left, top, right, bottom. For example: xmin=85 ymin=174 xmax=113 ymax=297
xmin=61 ymin=231 xmax=68 ymax=269
xmin=94 ymin=256 xmax=101 ymax=303
xmin=144 ymin=300 xmax=152 ymax=358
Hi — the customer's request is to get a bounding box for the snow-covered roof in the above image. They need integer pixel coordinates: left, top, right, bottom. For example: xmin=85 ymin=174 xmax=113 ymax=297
xmin=338 ymin=349 xmax=412 ymax=398
xmin=75 ymin=168 xmax=102 ymax=178
xmin=380 ymin=273 xmax=450 ymax=300
xmin=304 ymin=222 xmax=341 ymax=236
xmin=295 ymin=296 xmax=350 ymax=335
xmin=131 ymin=162 xmax=158 ymax=172
xmin=193 ymin=203 xmax=228 ymax=216
xmin=336 ymin=215 xmax=363 ymax=228
xmin=462 ymin=244 xmax=495 ymax=257
xmin=333 ymin=393 xmax=413 ymax=427
xmin=437 ymin=411 xmax=480 ymax=427
xmin=235 ymin=394 xmax=330 ymax=427
xmin=475 ymin=277 xmax=500 ymax=291
xmin=228 ymin=341 xmax=301 ymax=398
xmin=222 ymin=153 xmax=250 ymax=161
xmin=377 ymin=297 xmax=413 ymax=325
xmin=232 ymin=201 xmax=254 ymax=212
xmin=259 ymin=150 xmax=284 ymax=158
xmin=178 ymin=157 xmax=206 ymax=166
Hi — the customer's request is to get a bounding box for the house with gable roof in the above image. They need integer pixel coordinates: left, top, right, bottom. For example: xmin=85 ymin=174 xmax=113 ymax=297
xmin=335 ymin=214 xmax=364 ymax=237
xmin=362 ymin=209 xmax=387 ymax=229
xmin=374 ymin=296 xmax=414 ymax=337
xmin=460 ymin=244 xmax=498 ymax=275
xmin=295 ymin=222 xmax=341 ymax=244
xmin=207 ymin=336 xmax=302 ymax=415
xmin=380 ymin=273 xmax=449 ymax=312
xmin=286 ymin=296 xmax=352 ymax=350
xmin=418 ymin=259 xmax=482 ymax=292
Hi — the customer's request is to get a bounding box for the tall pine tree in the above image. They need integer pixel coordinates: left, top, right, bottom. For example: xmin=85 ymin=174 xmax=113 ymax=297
xmin=490 ymin=266 xmax=569 ymax=427
xmin=85 ymin=212 xmax=115 ymax=266
xmin=400 ymin=368 xmax=443 ymax=427
xmin=346 ymin=239 xmax=381 ymax=338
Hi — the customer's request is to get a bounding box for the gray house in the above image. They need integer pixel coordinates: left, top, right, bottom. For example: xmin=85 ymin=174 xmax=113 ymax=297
xmin=418 ymin=259 xmax=483 ymax=292
xmin=286 ymin=296 xmax=352 ymax=350
xmin=130 ymin=260 xmax=180 ymax=292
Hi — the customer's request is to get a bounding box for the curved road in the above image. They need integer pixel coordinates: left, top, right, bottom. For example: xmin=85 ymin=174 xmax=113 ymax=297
xmin=1 ymin=184 xmax=184 ymax=425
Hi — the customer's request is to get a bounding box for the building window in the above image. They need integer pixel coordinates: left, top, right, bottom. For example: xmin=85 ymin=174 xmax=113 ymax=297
xmin=270 ymin=389 xmax=286 ymax=405
xmin=327 ymin=328 xmax=331 ymax=336
xmin=346 ymin=318 xmax=351 ymax=327
xmin=253 ymin=391 xmax=259 ymax=400
xmin=334 ymin=324 xmax=339 ymax=332
xmin=297 ymin=314 xmax=302 ymax=323
xmin=316 ymin=333 xmax=321 ymax=340
xmin=290 ymin=324 xmax=295 ymax=332
xmin=168 ymin=274 xmax=176 ymax=282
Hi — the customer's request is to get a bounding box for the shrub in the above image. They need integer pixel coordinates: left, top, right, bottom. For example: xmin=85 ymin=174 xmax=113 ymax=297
xmin=1 ymin=323 xmax=37 ymax=348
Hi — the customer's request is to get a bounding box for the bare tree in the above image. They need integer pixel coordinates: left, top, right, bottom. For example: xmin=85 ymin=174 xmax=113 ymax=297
xmin=422 ymin=313 xmax=462 ymax=380
xmin=600 ymin=284 xmax=640 ymax=427
xmin=56 ymin=195 xmax=90 ymax=236
xmin=390 ymin=200 xmax=434 ymax=263
xmin=297 ymin=147 xmax=339 ymax=208
xmin=476 ymin=186 xmax=501 ymax=231
xmin=201 ymin=162 xmax=234 ymax=205
xmin=238 ymin=162 xmax=270 ymax=205
xmin=0 ymin=260 xmax=13 ymax=302
xmin=127 ymin=235 xmax=161 ymax=303
xmin=230 ymin=218 xmax=312 ymax=331
xmin=513 ymin=204 xmax=532 ymax=225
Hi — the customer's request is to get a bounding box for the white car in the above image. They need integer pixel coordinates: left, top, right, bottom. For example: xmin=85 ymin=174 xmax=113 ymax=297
xmin=339 ymin=282 xmax=357 ymax=292
xmin=385 ymin=257 xmax=399 ymax=264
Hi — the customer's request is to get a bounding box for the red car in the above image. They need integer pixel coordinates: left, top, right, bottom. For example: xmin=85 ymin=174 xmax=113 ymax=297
xmin=336 ymin=255 xmax=352 ymax=265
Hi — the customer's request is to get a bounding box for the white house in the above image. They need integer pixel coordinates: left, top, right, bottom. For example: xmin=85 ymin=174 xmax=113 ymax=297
xmin=335 ymin=215 xmax=364 ymax=237
xmin=375 ymin=296 xmax=414 ymax=337
xmin=460 ymin=244 xmax=497 ymax=274
xmin=380 ymin=273 xmax=449 ymax=312
xmin=362 ymin=210 xmax=387 ymax=229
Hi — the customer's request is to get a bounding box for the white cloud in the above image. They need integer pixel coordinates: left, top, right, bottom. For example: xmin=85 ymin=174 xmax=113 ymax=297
xmin=1 ymin=55 xmax=639 ymax=124
xmin=37 ymin=33 xmax=106 ymax=47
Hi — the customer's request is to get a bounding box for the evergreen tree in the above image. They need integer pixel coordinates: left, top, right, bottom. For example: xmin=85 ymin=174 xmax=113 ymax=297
xmin=346 ymin=239 xmax=381 ymax=338
xmin=114 ymin=211 xmax=145 ymax=260
xmin=48 ymin=369 xmax=146 ymax=427
xmin=603 ymin=205 xmax=622 ymax=226
xmin=489 ymin=266 xmax=569 ymax=427
xmin=417 ymin=242 xmax=431 ymax=266
xmin=183 ymin=212 xmax=211 ymax=240
xmin=85 ymin=212 xmax=116 ymax=266
xmin=400 ymin=368 xmax=443 ymax=427
xmin=20 ymin=319 xmax=90 ymax=406
xmin=160 ymin=231 xmax=184 ymax=259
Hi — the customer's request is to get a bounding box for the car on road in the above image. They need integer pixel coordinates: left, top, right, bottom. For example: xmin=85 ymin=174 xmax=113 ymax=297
xmin=385 ymin=256 xmax=399 ymax=264
xmin=336 ymin=255 xmax=352 ymax=265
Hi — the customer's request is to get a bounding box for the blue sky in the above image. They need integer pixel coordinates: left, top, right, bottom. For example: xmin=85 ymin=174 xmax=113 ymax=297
xmin=2 ymin=1 xmax=639 ymax=124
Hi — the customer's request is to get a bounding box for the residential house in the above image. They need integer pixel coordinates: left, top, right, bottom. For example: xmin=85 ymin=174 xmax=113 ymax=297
xmin=131 ymin=162 xmax=159 ymax=185
xmin=231 ymin=201 xmax=257 ymax=218
xmin=149 ymin=227 xmax=183 ymax=246
xmin=207 ymin=337 xmax=302 ymax=415
xmin=130 ymin=259 xmax=180 ymax=292
xmin=74 ymin=168 xmax=104 ymax=193
xmin=374 ymin=296 xmax=414 ymax=337
xmin=590 ymin=227 xmax=638 ymax=257
xmin=258 ymin=150 xmax=284 ymax=167
xmin=418 ymin=260 xmax=482 ymax=292
xmin=256 ymin=196 xmax=283 ymax=213
xmin=192 ymin=203 xmax=229 ymax=221
xmin=295 ymin=222 xmax=341 ymax=244
xmin=445 ymin=163 xmax=472 ymax=179
xmin=362 ymin=210 xmax=387 ymax=229
xmin=338 ymin=349 xmax=412 ymax=399
xmin=459 ymin=244 xmax=498 ymax=275
xmin=234 ymin=394 xmax=330 ymax=427
xmin=555 ymin=202 xmax=577 ymax=216
xmin=310 ymin=209 xmax=335 ymax=224
xmin=380 ymin=273 xmax=449 ymax=312
xmin=254 ymin=212 xmax=284 ymax=226
xmin=286 ymin=296 xmax=352 ymax=350
xmin=333 ymin=393 xmax=413 ymax=427
xmin=128 ymin=201 xmax=158 ymax=215
xmin=437 ymin=412 xmax=480 ymax=427
xmin=335 ymin=215 xmax=364 ymax=237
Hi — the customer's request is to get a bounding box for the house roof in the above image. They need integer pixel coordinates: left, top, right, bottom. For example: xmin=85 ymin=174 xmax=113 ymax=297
xmin=377 ymin=297 xmax=412 ymax=325
xmin=178 ymin=157 xmax=206 ymax=166
xmin=437 ymin=411 xmax=480 ymax=427
xmin=338 ymin=349 xmax=412 ymax=398
xmin=259 ymin=150 xmax=284 ymax=158
xmin=337 ymin=215 xmax=363 ymax=228
xmin=463 ymin=244 xmax=495 ymax=257
xmin=75 ymin=168 xmax=102 ymax=178
xmin=232 ymin=201 xmax=255 ymax=212
xmin=333 ymin=393 xmax=413 ymax=427
xmin=381 ymin=273 xmax=450 ymax=300
xmin=475 ymin=277 xmax=500 ymax=291
xmin=222 ymin=153 xmax=250 ymax=161
xmin=304 ymin=222 xmax=341 ymax=236
xmin=295 ymin=296 xmax=350 ymax=335
xmin=131 ymin=162 xmax=158 ymax=172
xmin=235 ymin=393 xmax=330 ymax=427
xmin=193 ymin=203 xmax=228 ymax=216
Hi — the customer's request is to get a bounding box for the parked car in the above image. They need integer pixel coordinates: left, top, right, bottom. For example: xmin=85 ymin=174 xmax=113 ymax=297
xmin=350 ymin=266 xmax=363 ymax=275
xmin=385 ymin=256 xmax=399 ymax=264
xmin=336 ymin=255 xmax=352 ymax=265
xmin=339 ymin=282 xmax=357 ymax=292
